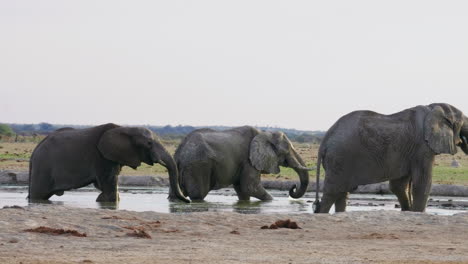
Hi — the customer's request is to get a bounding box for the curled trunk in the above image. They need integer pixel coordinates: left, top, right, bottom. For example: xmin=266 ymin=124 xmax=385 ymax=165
xmin=287 ymin=150 xmax=310 ymax=199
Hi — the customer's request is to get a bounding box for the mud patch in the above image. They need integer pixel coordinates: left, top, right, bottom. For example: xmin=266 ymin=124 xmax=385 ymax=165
xmin=349 ymin=232 xmax=399 ymax=240
xmin=2 ymin=205 xmax=24 ymax=209
xmin=126 ymin=229 xmax=152 ymax=239
xmin=24 ymin=226 xmax=87 ymax=237
xmin=261 ymin=219 xmax=301 ymax=230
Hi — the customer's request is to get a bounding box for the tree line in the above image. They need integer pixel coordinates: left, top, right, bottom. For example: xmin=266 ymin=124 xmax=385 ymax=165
xmin=0 ymin=123 xmax=325 ymax=143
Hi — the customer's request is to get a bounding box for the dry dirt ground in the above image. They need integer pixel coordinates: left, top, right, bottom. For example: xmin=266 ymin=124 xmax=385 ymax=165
xmin=0 ymin=205 xmax=467 ymax=264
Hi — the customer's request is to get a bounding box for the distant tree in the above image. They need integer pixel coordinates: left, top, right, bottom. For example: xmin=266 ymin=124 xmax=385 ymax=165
xmin=38 ymin=122 xmax=54 ymax=132
xmin=0 ymin=124 xmax=15 ymax=137
xmin=295 ymin=133 xmax=323 ymax=144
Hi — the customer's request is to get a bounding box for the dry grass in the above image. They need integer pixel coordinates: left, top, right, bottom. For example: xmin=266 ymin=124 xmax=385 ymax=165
xmin=1 ymin=140 xmax=468 ymax=185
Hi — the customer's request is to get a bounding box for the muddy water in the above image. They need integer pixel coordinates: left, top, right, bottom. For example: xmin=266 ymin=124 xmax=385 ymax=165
xmin=1 ymin=186 xmax=467 ymax=215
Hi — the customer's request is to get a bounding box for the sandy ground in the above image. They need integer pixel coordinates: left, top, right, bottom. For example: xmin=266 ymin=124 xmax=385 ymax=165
xmin=0 ymin=205 xmax=467 ymax=264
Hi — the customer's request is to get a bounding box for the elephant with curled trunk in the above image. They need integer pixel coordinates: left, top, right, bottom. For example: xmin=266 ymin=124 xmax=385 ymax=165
xmin=29 ymin=123 xmax=188 ymax=203
xmin=169 ymin=126 xmax=310 ymax=201
xmin=314 ymin=103 xmax=468 ymax=213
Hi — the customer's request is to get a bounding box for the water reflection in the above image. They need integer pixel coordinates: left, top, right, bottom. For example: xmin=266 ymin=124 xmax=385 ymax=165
xmin=97 ymin=201 xmax=119 ymax=210
xmin=233 ymin=201 xmax=265 ymax=214
xmin=28 ymin=199 xmax=54 ymax=205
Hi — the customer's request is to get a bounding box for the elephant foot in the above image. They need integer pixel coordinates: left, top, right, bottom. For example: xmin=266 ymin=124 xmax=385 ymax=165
xmin=255 ymin=192 xmax=273 ymax=201
xmin=313 ymin=200 xmax=321 ymax=213
xmin=96 ymin=192 xmax=120 ymax=202
xmin=167 ymin=194 xmax=188 ymax=202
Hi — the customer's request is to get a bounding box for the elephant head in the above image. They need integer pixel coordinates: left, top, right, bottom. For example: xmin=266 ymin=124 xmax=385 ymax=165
xmin=97 ymin=127 xmax=189 ymax=203
xmin=425 ymin=103 xmax=468 ymax=155
xmin=249 ymin=131 xmax=309 ymax=199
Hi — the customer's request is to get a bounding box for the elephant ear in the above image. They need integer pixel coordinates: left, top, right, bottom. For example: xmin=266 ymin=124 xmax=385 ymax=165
xmin=249 ymin=133 xmax=280 ymax=174
xmin=424 ymin=105 xmax=457 ymax=155
xmin=98 ymin=127 xmax=141 ymax=169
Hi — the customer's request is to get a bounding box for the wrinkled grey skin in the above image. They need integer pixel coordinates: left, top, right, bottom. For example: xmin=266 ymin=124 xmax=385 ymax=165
xmin=315 ymin=103 xmax=468 ymax=213
xmin=29 ymin=123 xmax=188 ymax=203
xmin=169 ymin=126 xmax=309 ymax=201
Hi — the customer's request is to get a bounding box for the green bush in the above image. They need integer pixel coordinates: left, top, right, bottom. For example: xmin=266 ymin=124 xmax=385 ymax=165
xmin=0 ymin=124 xmax=15 ymax=137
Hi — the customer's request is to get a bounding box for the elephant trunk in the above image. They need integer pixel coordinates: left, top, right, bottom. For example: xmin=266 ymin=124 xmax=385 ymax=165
xmin=159 ymin=149 xmax=190 ymax=203
xmin=460 ymin=115 xmax=468 ymax=154
xmin=287 ymin=150 xmax=310 ymax=199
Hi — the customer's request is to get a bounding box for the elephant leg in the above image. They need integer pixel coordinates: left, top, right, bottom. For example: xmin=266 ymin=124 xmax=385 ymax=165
xmin=250 ymin=187 xmax=273 ymax=201
xmin=29 ymin=170 xmax=55 ymax=201
xmin=411 ymin=176 xmax=432 ymax=212
xmin=411 ymin=156 xmax=435 ymax=212
xmin=183 ymin=163 xmax=212 ymax=201
xmin=29 ymin=189 xmax=55 ymax=201
xmin=318 ymin=192 xmax=348 ymax=213
xmin=334 ymin=192 xmax=349 ymax=212
xmin=239 ymin=166 xmax=273 ymax=201
xmin=96 ymin=166 xmax=121 ymax=202
xmin=234 ymin=184 xmax=250 ymax=201
xmin=317 ymin=192 xmax=336 ymax=213
xmin=389 ymin=176 xmax=412 ymax=211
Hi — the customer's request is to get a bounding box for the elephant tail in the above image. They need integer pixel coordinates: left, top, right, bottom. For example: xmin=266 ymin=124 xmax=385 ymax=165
xmin=313 ymin=154 xmax=322 ymax=213
xmin=408 ymin=177 xmax=413 ymax=210
xmin=27 ymin=156 xmax=32 ymax=200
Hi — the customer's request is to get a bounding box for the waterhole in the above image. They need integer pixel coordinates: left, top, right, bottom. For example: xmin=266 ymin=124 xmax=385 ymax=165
xmin=1 ymin=186 xmax=467 ymax=215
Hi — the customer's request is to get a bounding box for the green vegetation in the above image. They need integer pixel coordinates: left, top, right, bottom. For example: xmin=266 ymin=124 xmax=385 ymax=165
xmin=0 ymin=124 xmax=15 ymax=137
xmin=266 ymin=163 xmax=468 ymax=186
xmin=432 ymin=166 xmax=468 ymax=185
xmin=0 ymin=152 xmax=30 ymax=159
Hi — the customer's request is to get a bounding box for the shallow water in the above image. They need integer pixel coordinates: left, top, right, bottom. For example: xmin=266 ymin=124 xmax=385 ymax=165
xmin=1 ymin=186 xmax=467 ymax=215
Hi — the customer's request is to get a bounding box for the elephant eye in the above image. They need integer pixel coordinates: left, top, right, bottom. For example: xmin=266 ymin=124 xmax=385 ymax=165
xmin=444 ymin=117 xmax=453 ymax=126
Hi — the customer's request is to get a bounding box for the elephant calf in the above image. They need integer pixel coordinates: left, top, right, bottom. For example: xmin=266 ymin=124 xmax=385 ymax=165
xmin=169 ymin=126 xmax=310 ymax=201
xmin=315 ymin=103 xmax=468 ymax=213
xmin=29 ymin=123 xmax=188 ymax=203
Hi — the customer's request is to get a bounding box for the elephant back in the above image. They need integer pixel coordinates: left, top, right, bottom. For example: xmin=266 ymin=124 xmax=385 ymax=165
xmin=175 ymin=129 xmax=218 ymax=164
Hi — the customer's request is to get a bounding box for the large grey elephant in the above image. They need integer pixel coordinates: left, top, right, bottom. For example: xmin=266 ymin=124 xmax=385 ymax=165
xmin=314 ymin=103 xmax=468 ymax=213
xmin=169 ymin=126 xmax=310 ymax=201
xmin=29 ymin=123 xmax=189 ymax=203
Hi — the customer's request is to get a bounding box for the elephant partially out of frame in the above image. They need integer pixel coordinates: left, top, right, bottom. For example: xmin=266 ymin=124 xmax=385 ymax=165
xmin=29 ymin=123 xmax=189 ymax=203
xmin=169 ymin=126 xmax=310 ymax=202
xmin=314 ymin=103 xmax=468 ymax=213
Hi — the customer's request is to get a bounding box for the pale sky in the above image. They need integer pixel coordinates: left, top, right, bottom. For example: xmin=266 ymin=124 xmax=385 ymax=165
xmin=1 ymin=1 xmax=467 ymax=131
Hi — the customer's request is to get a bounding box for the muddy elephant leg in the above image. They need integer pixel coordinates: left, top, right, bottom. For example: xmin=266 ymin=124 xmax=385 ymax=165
xmin=234 ymin=184 xmax=250 ymax=201
xmin=182 ymin=163 xmax=212 ymax=201
xmin=389 ymin=176 xmax=412 ymax=211
xmin=411 ymin=175 xmax=432 ymax=212
xmin=411 ymin=156 xmax=434 ymax=212
xmin=317 ymin=192 xmax=336 ymax=213
xmin=239 ymin=166 xmax=273 ymax=201
xmin=29 ymin=189 xmax=55 ymax=201
xmin=29 ymin=170 xmax=58 ymax=201
xmin=250 ymin=186 xmax=273 ymax=201
xmin=334 ymin=192 xmax=349 ymax=212
xmin=96 ymin=181 xmax=119 ymax=202
xmin=318 ymin=192 xmax=348 ymax=213
xmin=96 ymin=166 xmax=121 ymax=202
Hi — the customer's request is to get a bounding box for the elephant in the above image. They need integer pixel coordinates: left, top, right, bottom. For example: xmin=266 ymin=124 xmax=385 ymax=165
xmin=314 ymin=103 xmax=468 ymax=213
xmin=28 ymin=123 xmax=189 ymax=203
xmin=169 ymin=126 xmax=310 ymax=201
